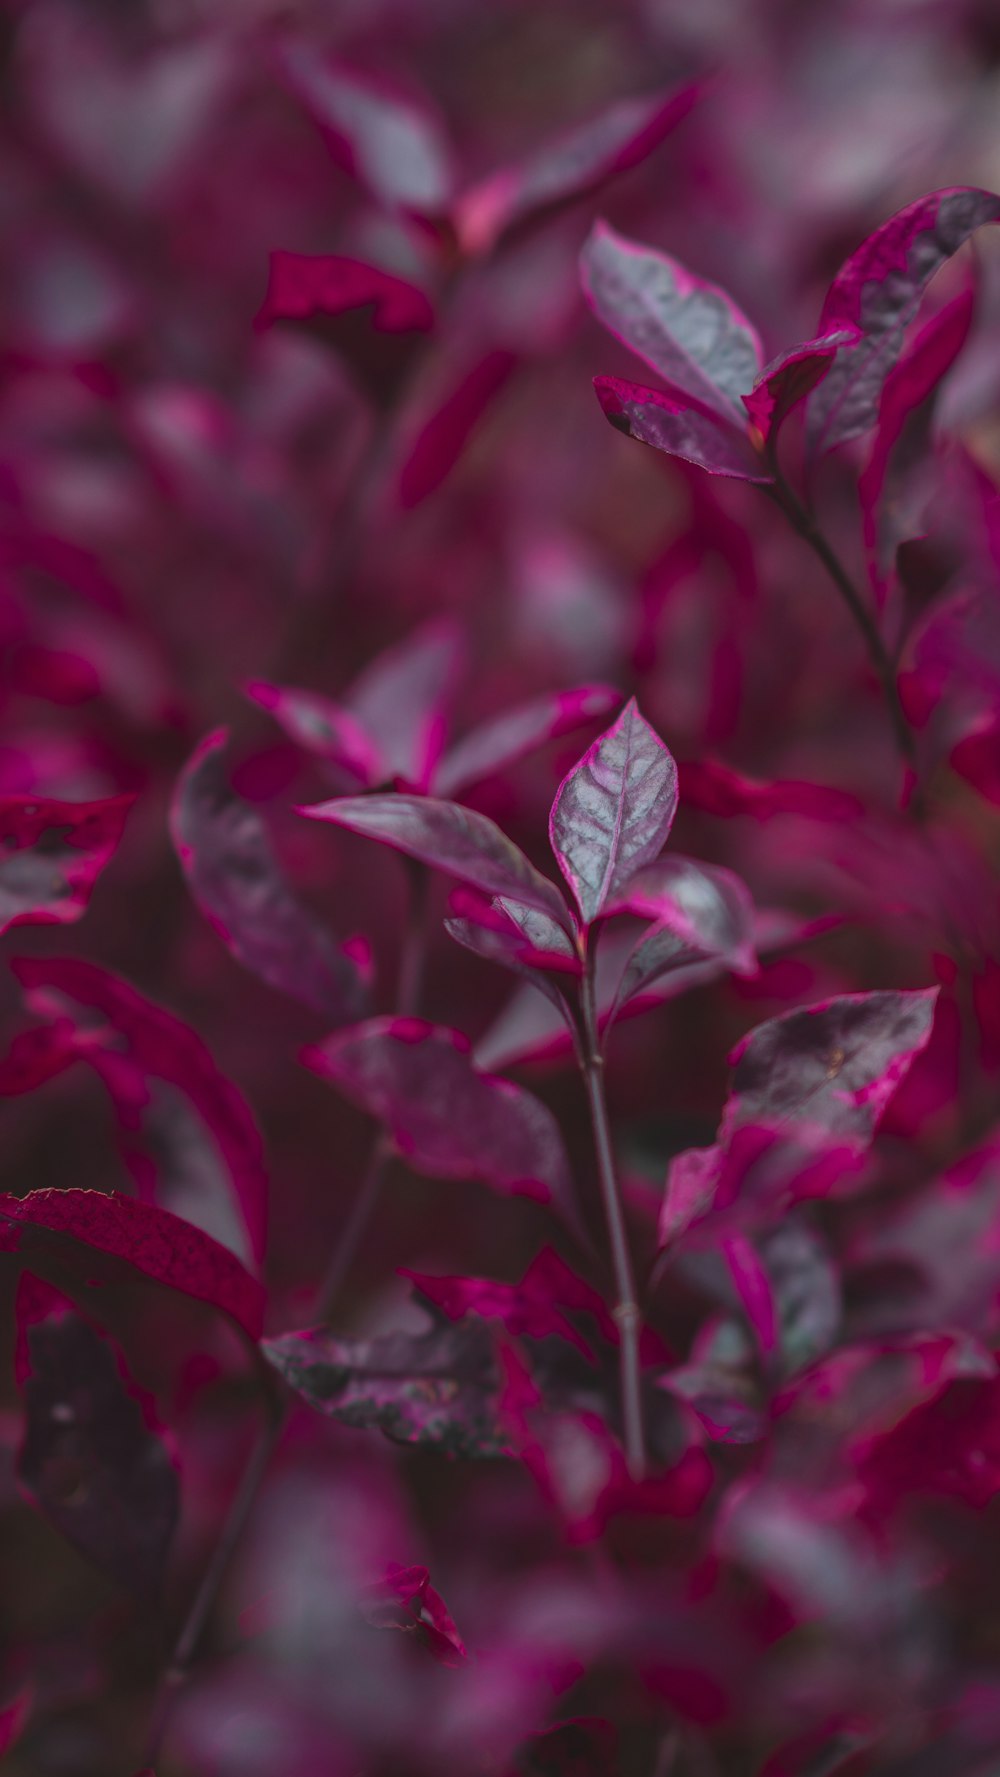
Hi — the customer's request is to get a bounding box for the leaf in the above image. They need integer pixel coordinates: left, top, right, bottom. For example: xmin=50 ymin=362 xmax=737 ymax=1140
xmin=454 ymin=83 xmax=698 ymax=257
xmin=302 ymin=794 xmax=571 ymax=929
xmin=12 ymin=956 xmax=268 ymax=1266
xmin=245 ymin=681 xmax=380 ymax=786
xmin=256 ymin=252 xmax=434 ymax=338
xmin=806 ymin=185 xmax=1000 ymax=455
xmin=603 ymin=854 xmax=756 ymax=964
xmin=434 ymin=684 xmax=621 ymax=797
xmin=443 ymin=902 xmax=575 ymax=1023
xmin=581 ymin=221 xmax=763 ymax=419
xmin=762 ymin=1218 xmax=841 ymax=1377
xmin=344 ymin=618 xmax=464 ymax=789
xmin=170 ymin=730 xmax=369 ymax=1024
xmin=0 ymin=1188 xmax=264 ymax=1336
xmin=394 ymin=347 xmax=517 ymax=510
xmin=720 ymin=987 xmax=940 ymax=1150
xmin=741 ymin=332 xmax=857 ymax=444
xmin=277 ymin=45 xmax=455 ymax=220
xmin=400 ymin=1260 xmax=597 ymax=1360
xmin=357 ymin=1563 xmax=466 ymax=1667
xmin=16 ymin=1280 xmax=179 ymax=1594
xmin=262 ymin=1314 xmax=509 ymax=1457
xmin=548 ymin=697 xmax=678 ymax=925
xmin=593 ymin=375 xmax=770 ymax=482
xmin=678 ymin=758 xmax=864 ymax=822
xmin=304 ymin=1018 xmax=575 ymax=1216
xmin=0 ymin=794 xmax=133 ymax=934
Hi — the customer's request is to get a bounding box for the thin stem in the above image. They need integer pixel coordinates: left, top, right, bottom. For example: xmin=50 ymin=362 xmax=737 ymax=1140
xmin=313 ymin=1130 xmax=392 ymax=1322
xmin=579 ymin=955 xmax=646 ymax=1480
xmin=769 ymin=472 xmax=916 ymax=775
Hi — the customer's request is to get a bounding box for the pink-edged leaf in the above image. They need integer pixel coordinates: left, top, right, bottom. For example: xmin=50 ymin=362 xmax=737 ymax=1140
xmin=401 ymin=1257 xmax=598 ymax=1360
xmin=170 ymin=730 xmax=369 ymax=1025
xmin=304 ymin=1018 xmax=575 ymax=1215
xmin=454 ymin=84 xmax=698 ymax=257
xmin=245 ymin=681 xmax=381 ymax=786
xmin=593 ymin=375 xmax=770 ymax=482
xmin=762 ymin=1219 xmax=842 ymax=1377
xmin=720 ymin=987 xmax=940 ymax=1150
xmin=434 ymin=684 xmax=621 ymax=798
xmin=277 ymin=45 xmax=455 ymax=221
xmin=11 ymin=957 xmax=268 ymax=1266
xmin=303 ymin=794 xmax=571 ymax=930
xmin=262 ymin=1314 xmax=510 ymax=1457
xmin=16 ymin=1278 xmax=179 ymax=1594
xmin=721 ymin=1234 xmax=777 ymax=1357
xmin=807 ymin=185 xmax=1000 ymax=455
xmin=395 ymin=347 xmax=517 ymax=510
xmin=602 ymin=854 xmax=756 ymax=967
xmin=581 ymin=221 xmax=763 ymax=420
xmin=443 ymin=896 xmax=577 ymax=1023
xmin=659 ymin=1144 xmax=722 ymax=1248
xmin=344 ymin=619 xmax=463 ymax=791
xmin=549 ymin=697 xmax=678 ymax=925
xmin=858 ymin=286 xmax=974 ymax=607
xmin=678 ymin=757 xmax=864 ymax=822
xmin=357 ymin=1563 xmax=466 ymax=1667
xmin=0 ymin=794 xmax=133 ymax=933
xmin=256 ymin=252 xmax=433 ymax=338
xmin=0 ymin=1189 xmax=265 ymax=1337
xmin=741 ymin=331 xmax=857 ymax=444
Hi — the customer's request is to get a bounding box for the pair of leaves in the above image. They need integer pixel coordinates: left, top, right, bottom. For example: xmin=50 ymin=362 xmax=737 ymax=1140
xmin=585 ymin=186 xmax=1000 ymax=478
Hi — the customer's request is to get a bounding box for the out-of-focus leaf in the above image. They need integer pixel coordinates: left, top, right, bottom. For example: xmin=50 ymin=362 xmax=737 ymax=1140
xmin=762 ymin=1218 xmax=842 ymax=1377
xmin=257 ymin=252 xmax=434 ymax=338
xmin=549 ymin=698 xmax=678 ymax=925
xmin=16 ymin=1279 xmax=178 ymax=1595
xmin=262 ymin=1315 xmax=509 ymax=1457
xmin=807 ymin=186 xmax=1000 ymax=455
xmin=678 ymin=758 xmax=864 ymax=822
xmin=509 ymin=1716 xmax=619 ymax=1775
xmin=344 ymin=619 xmax=464 ymax=789
xmin=401 ymin=1258 xmax=598 ymax=1360
xmin=245 ymin=681 xmax=380 ymax=787
xmin=434 ymin=684 xmax=620 ymax=797
xmin=741 ymin=332 xmax=856 ymax=444
xmin=603 ymin=854 xmax=756 ymax=966
xmin=303 ymin=794 xmax=571 ymax=929
xmin=0 ymin=794 xmax=133 ymax=934
xmin=304 ymin=1018 xmax=575 ymax=1216
xmin=592 ymin=375 xmax=771 ymax=482
xmin=0 ymin=1188 xmax=264 ymax=1337
xmin=171 ymin=730 xmax=369 ymax=1025
xmin=394 ymin=348 xmax=518 ymax=510
xmin=357 ymin=1563 xmax=466 ymax=1667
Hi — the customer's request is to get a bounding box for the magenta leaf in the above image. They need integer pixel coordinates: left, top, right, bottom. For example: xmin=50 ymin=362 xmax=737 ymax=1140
xmin=433 ymin=683 xmax=620 ymax=797
xmin=400 ymin=1260 xmax=597 ymax=1360
xmin=303 ymin=1018 xmax=574 ymax=1216
xmin=262 ymin=1315 xmax=510 ymax=1458
xmin=678 ymin=757 xmax=864 ymax=822
xmin=245 ymin=681 xmax=381 ymax=786
xmin=581 ymin=222 xmax=763 ymax=420
xmin=603 ymin=854 xmax=756 ymax=965
xmin=303 ymin=794 xmax=572 ymax=930
xmin=454 ymin=84 xmax=698 ymax=257
xmin=721 ymin=1234 xmax=777 ymax=1357
xmin=12 ymin=957 xmax=268 ymax=1265
xmin=256 ymin=252 xmax=433 ymax=338
xmin=549 ymin=697 xmax=678 ymax=925
xmin=741 ymin=332 xmax=857 ymax=444
xmin=762 ymin=1219 xmax=841 ymax=1377
xmin=277 ymin=45 xmax=455 ymax=221
xmin=593 ymin=375 xmax=771 ymax=482
xmin=806 ymin=186 xmax=1000 ymax=455
xmin=394 ymin=347 xmax=518 ymax=510
xmin=0 ymin=1189 xmax=264 ymax=1337
xmin=171 ymin=731 xmax=369 ymax=1025
xmin=443 ymin=904 xmax=575 ymax=1023
xmin=16 ymin=1280 xmax=179 ymax=1595
xmin=357 ymin=1564 xmax=466 ymax=1667
xmin=0 ymin=794 xmax=133 ymax=934
xmin=343 ymin=619 xmax=464 ymax=790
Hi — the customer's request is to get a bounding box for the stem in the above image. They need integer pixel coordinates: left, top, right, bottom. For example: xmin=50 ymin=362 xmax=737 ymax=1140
xmin=579 ymin=955 xmax=646 ymax=1480
xmin=770 ymin=473 xmax=916 ymax=774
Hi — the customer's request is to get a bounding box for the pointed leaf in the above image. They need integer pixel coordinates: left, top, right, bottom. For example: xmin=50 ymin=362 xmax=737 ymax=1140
xmin=357 ymin=1564 xmax=466 ymax=1666
xmin=807 ymin=185 xmax=1000 ymax=455
xmin=245 ymin=680 xmax=380 ymax=786
xmin=581 ymin=221 xmax=763 ymax=420
xmin=0 ymin=794 xmax=133 ymax=933
xmin=721 ymin=1234 xmax=777 ymax=1356
xmin=400 ymin=1259 xmax=597 ymax=1360
xmin=0 ymin=1189 xmax=264 ymax=1336
xmin=262 ymin=1315 xmax=509 ymax=1457
xmin=549 ymin=698 xmax=678 ymax=925
xmin=344 ymin=619 xmax=463 ymax=790
xmin=16 ymin=1282 xmax=179 ymax=1594
xmin=303 ymin=794 xmax=571 ymax=929
xmin=256 ymin=252 xmax=434 ymax=338
xmin=434 ymin=684 xmax=620 ymax=797
xmin=394 ymin=347 xmax=517 ymax=510
xmin=593 ymin=375 xmax=770 ymax=482
xmin=304 ymin=1017 xmax=575 ymax=1215
xmin=170 ymin=730 xmax=369 ymax=1024
xmin=741 ymin=331 xmax=857 ymax=444
xmin=678 ymin=757 xmax=864 ymax=822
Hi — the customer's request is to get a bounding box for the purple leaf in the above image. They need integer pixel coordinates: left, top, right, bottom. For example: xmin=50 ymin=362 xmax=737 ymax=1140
xmin=603 ymin=854 xmax=756 ymax=965
xmin=0 ymin=794 xmax=133 ymax=933
xmin=170 ymin=730 xmax=369 ymax=1025
xmin=549 ymin=697 xmax=678 ymax=926
xmin=400 ymin=1263 xmax=597 ymax=1360
xmin=720 ymin=987 xmax=940 ymax=1150
xmin=741 ymin=332 xmax=857 ymax=444
xmin=433 ymin=684 xmax=621 ymax=798
xmin=11 ymin=957 xmax=268 ymax=1266
xmin=762 ymin=1219 xmax=841 ymax=1377
xmin=256 ymin=252 xmax=434 ymax=338
xmin=721 ymin=1234 xmax=777 ymax=1357
xmin=454 ymin=84 xmax=698 ymax=257
xmin=581 ymin=221 xmax=763 ymax=420
xmin=302 ymin=794 xmax=571 ymax=930
xmin=357 ymin=1564 xmax=466 ymax=1667
xmin=443 ymin=899 xmax=576 ymax=1022
xmin=262 ymin=1314 xmax=510 ymax=1458
xmin=593 ymin=375 xmax=770 ymax=482
xmin=679 ymin=757 xmax=864 ymax=822
xmin=0 ymin=1188 xmax=265 ymax=1337
xmin=245 ymin=681 xmax=380 ymax=787
xmin=16 ymin=1279 xmax=179 ymax=1595
xmin=277 ymin=45 xmax=455 ymax=221
xmin=304 ymin=1017 xmax=575 ymax=1215
xmin=807 ymin=185 xmax=1000 ymax=455
xmin=344 ymin=619 xmax=464 ymax=790
xmin=394 ymin=348 xmax=517 ymax=510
